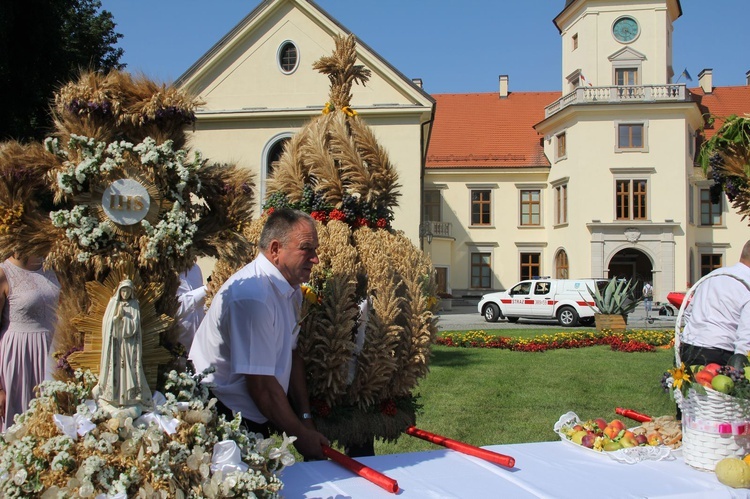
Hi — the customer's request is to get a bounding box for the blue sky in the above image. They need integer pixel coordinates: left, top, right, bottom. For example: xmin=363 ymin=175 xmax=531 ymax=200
xmin=100 ymin=0 xmax=749 ymax=94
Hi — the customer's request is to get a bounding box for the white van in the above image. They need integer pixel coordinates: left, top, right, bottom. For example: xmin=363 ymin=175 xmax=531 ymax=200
xmin=477 ymin=278 xmax=608 ymax=327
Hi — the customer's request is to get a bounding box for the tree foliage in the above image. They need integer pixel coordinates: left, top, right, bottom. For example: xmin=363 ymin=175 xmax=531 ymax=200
xmin=0 ymin=0 xmax=124 ymax=141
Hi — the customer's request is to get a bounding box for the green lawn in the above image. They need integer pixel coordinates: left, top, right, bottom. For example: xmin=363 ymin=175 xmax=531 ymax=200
xmin=373 ymin=330 xmax=676 ymax=455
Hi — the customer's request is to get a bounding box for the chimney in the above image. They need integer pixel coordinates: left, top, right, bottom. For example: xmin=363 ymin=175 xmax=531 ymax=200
xmin=412 ymin=78 xmax=423 ymax=88
xmin=499 ymin=75 xmax=509 ymax=98
xmin=698 ymin=68 xmax=713 ymax=94
xmin=746 ymin=70 xmax=750 ymax=86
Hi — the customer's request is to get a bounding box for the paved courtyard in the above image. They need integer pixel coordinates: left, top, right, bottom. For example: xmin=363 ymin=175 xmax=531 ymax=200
xmin=436 ymin=303 xmax=676 ymax=331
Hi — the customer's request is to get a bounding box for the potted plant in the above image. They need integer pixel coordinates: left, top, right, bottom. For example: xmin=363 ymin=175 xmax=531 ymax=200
xmin=586 ymin=278 xmax=642 ymax=332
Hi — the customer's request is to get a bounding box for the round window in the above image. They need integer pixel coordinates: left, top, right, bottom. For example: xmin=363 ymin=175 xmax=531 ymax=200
xmin=278 ymin=41 xmax=299 ymax=74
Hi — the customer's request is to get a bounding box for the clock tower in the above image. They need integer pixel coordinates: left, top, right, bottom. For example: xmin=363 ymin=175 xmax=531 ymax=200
xmin=553 ymin=0 xmax=683 ymax=93
xmin=535 ymin=0 xmax=701 ymax=305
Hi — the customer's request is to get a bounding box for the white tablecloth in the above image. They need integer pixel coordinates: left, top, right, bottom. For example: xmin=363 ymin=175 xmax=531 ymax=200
xmin=280 ymin=441 xmax=750 ymax=498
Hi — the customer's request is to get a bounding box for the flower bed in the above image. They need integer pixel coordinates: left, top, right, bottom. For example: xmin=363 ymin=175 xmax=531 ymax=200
xmin=436 ymin=329 xmax=673 ymax=353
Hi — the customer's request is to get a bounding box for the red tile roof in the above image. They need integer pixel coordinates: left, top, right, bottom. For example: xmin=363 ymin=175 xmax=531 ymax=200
xmin=426 ymin=91 xmax=558 ymax=169
xmin=426 ymin=86 xmax=750 ymax=170
xmin=690 ymin=85 xmax=750 ymax=141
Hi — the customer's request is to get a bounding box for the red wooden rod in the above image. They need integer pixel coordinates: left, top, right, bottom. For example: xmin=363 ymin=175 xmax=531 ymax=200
xmin=615 ymin=407 xmax=652 ymax=422
xmin=322 ymin=445 xmax=399 ymax=494
xmin=405 ymin=426 xmax=515 ymax=468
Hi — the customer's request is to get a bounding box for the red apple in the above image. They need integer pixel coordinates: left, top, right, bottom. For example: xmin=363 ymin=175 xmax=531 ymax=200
xmin=594 ymin=418 xmax=608 ymax=432
xmin=581 ymin=433 xmax=596 ymax=449
xmin=695 ymin=369 xmax=715 ymax=387
xmin=704 ymin=363 xmax=722 ymax=375
xmin=635 ymin=434 xmax=648 ymax=446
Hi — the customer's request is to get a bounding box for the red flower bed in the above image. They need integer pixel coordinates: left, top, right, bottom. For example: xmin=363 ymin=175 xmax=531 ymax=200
xmin=436 ymin=330 xmax=667 ymax=353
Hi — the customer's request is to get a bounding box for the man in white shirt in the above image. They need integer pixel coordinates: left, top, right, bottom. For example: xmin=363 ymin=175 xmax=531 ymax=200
xmin=175 ymin=263 xmax=207 ymax=352
xmin=190 ymin=209 xmax=329 ymax=459
xmin=680 ymin=240 xmax=750 ymax=367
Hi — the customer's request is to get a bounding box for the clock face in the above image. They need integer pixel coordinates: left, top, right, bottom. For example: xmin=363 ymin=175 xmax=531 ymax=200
xmin=613 ymin=17 xmax=639 ymax=43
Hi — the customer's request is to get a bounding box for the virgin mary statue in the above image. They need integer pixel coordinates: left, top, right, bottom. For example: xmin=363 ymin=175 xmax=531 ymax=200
xmin=92 ymin=279 xmax=152 ymax=417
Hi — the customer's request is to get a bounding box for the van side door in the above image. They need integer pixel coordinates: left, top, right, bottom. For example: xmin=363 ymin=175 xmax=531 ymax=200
xmin=530 ymin=280 xmax=554 ymax=317
xmin=506 ymin=281 xmax=532 ymax=316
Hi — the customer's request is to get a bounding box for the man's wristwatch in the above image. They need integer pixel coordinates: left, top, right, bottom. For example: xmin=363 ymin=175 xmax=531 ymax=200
xmin=301 ymin=412 xmax=313 ymax=420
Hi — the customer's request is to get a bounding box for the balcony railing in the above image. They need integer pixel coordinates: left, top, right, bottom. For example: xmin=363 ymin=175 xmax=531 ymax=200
xmin=423 ymin=220 xmax=452 ymax=239
xmin=544 ymin=84 xmax=691 ymax=118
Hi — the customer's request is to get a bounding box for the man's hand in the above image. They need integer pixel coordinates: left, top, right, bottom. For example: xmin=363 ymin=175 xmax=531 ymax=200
xmin=293 ymin=427 xmax=330 ymax=460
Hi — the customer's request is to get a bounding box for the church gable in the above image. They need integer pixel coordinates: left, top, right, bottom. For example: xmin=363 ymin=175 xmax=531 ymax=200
xmin=177 ymin=0 xmax=430 ymax=113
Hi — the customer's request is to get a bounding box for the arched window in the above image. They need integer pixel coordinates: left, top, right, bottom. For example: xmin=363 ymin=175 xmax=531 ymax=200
xmin=260 ymin=135 xmax=292 ymax=205
xmin=555 ymin=250 xmax=569 ymax=279
xmin=266 ymin=139 xmax=288 ymax=178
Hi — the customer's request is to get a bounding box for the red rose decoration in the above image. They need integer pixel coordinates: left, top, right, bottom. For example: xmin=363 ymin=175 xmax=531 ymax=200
xmin=376 ymin=218 xmax=388 ymax=228
xmin=311 ymin=210 xmax=328 ymax=222
xmin=329 ymin=209 xmax=346 ymax=221
xmin=356 ymin=217 xmax=369 ymax=227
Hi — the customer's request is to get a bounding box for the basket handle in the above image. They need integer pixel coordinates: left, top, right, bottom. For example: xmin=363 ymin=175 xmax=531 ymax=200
xmin=675 ymin=271 xmax=750 ymax=367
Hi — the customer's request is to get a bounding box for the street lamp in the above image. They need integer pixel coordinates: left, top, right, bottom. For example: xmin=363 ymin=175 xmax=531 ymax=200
xmin=419 ymin=223 xmax=434 ymax=244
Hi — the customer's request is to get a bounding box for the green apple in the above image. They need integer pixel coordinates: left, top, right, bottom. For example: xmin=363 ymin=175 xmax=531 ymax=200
xmin=690 ymin=364 xmax=704 ymax=374
xmin=712 ymin=374 xmax=735 ymax=394
xmin=745 ymin=366 xmax=750 ymax=381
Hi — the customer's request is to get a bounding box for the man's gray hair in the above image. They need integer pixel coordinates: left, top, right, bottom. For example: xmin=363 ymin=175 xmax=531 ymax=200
xmin=259 ymin=209 xmax=315 ymax=250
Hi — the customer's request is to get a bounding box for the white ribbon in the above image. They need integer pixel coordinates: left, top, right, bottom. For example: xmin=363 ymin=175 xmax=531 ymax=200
xmin=53 ymin=413 xmax=96 ymax=440
xmin=95 ymin=493 xmax=127 ymax=499
xmin=211 ymin=440 xmax=249 ymax=473
xmin=133 ymin=391 xmax=181 ymax=435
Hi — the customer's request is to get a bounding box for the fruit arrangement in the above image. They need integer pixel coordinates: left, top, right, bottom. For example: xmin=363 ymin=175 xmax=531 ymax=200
xmin=556 ymin=413 xmax=681 ymax=452
xmin=664 ymin=353 xmax=750 ymax=399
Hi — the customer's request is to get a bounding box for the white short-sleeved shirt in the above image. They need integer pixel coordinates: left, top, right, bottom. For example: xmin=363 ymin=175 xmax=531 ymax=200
xmin=682 ymin=262 xmax=750 ymax=354
xmin=175 ymin=264 xmax=207 ymax=351
xmin=189 ymin=253 xmax=302 ymax=423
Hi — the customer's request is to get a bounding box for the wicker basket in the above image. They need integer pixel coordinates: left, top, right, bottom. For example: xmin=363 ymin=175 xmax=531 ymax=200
xmin=674 ymin=273 xmax=750 ymax=471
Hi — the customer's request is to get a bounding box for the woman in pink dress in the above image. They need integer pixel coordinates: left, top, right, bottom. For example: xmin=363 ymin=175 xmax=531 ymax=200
xmin=0 ymin=255 xmax=60 ymax=431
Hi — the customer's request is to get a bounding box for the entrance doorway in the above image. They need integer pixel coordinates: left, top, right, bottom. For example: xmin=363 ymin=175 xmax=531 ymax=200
xmin=607 ymin=248 xmax=652 ymax=299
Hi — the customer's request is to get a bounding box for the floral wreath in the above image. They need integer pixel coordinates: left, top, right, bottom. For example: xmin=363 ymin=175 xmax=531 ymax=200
xmin=46 ymin=134 xmax=205 ymax=264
